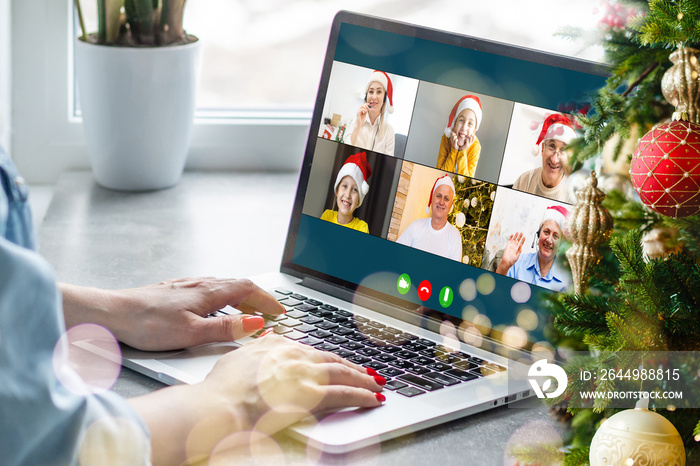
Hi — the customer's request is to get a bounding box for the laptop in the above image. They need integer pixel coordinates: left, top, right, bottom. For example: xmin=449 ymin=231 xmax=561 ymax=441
xmin=117 ymin=11 xmax=609 ymax=453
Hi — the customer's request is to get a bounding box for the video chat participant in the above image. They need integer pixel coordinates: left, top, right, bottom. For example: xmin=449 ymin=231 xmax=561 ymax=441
xmin=512 ymin=113 xmax=577 ymax=204
xmin=321 ymin=151 xmax=372 ymax=233
xmin=495 ymin=205 xmax=569 ymax=292
xmin=436 ymin=95 xmax=482 ymax=177
xmin=397 ymin=174 xmax=462 ymax=262
xmin=344 ymin=70 xmax=396 ymax=156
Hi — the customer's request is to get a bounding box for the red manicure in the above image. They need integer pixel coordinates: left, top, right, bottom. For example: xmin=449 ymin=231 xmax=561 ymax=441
xmin=242 ymin=315 xmax=265 ymax=332
xmin=373 ymin=375 xmax=386 ymax=386
xmin=375 ymin=393 xmax=386 ymax=403
xmin=366 ymin=368 xmax=378 ymax=376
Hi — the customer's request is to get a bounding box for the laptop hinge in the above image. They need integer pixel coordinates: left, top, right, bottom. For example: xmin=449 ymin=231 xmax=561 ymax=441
xmin=299 ymin=276 xmax=424 ymax=327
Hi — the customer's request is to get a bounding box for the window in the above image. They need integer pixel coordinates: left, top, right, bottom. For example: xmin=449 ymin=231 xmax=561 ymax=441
xmin=11 ymin=0 xmax=603 ymax=184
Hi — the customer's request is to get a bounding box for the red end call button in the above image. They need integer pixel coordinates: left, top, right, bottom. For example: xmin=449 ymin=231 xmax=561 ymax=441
xmin=417 ymin=280 xmax=432 ymax=301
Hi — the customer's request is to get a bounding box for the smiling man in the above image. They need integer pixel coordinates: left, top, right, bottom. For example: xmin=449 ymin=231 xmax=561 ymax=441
xmin=512 ymin=113 xmax=577 ymax=204
xmin=396 ymin=175 xmax=463 ymax=261
xmin=495 ymin=205 xmax=569 ymax=292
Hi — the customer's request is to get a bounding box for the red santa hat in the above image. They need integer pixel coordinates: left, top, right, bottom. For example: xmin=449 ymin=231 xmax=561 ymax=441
xmin=536 ymin=113 xmax=576 ymax=146
xmin=334 ymin=151 xmax=373 ymax=207
xmin=540 ymin=205 xmax=569 ymax=231
xmin=445 ymin=95 xmax=482 ymax=138
xmin=366 ymin=70 xmax=394 ymax=114
xmin=425 ymin=175 xmax=456 ymax=214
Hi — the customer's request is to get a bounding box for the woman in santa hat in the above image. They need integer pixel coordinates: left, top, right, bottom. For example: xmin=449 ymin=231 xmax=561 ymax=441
xmin=436 ymin=95 xmax=482 ymax=177
xmin=512 ymin=113 xmax=577 ymax=204
xmin=495 ymin=205 xmax=569 ymax=292
xmin=344 ymin=70 xmax=396 ymax=156
xmin=321 ymin=151 xmax=372 ymax=233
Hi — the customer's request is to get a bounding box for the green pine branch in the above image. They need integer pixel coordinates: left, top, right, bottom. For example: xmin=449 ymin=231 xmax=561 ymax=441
xmin=634 ymin=0 xmax=700 ymax=48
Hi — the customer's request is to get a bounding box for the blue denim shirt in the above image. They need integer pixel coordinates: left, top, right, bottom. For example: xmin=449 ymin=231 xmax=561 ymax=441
xmin=0 ymin=146 xmax=149 ymax=465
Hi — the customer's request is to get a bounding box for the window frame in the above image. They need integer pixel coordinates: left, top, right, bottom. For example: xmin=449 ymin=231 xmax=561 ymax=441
xmin=11 ymin=0 xmax=310 ymax=184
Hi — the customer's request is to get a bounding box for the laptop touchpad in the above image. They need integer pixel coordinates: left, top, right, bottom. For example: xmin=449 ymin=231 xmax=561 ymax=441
xmin=155 ymin=343 xmax=239 ymax=381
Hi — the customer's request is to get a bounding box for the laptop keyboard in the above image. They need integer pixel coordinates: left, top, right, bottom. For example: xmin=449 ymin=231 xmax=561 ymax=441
xmin=234 ymin=288 xmax=507 ymax=398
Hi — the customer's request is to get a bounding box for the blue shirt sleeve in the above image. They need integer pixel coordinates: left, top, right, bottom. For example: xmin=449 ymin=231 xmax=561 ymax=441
xmin=0 ymin=145 xmax=35 ymax=250
xmin=0 ymin=237 xmax=151 ymax=465
xmin=0 ymin=146 xmax=150 ymax=464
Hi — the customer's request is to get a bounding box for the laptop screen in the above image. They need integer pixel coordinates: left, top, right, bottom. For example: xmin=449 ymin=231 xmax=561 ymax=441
xmin=283 ymin=11 xmax=608 ymax=349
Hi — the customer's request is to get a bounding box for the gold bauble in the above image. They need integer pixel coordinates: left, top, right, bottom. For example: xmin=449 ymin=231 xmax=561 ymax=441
xmin=566 ymin=171 xmax=614 ymax=295
xmin=661 ymin=46 xmax=700 ymax=123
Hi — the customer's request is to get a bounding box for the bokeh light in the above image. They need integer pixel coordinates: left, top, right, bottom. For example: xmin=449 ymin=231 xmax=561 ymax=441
xmin=502 ymin=326 xmax=528 ymax=349
xmin=504 ymin=420 xmax=564 ymax=465
xmin=79 ymin=417 xmax=149 ymax=465
xmin=510 ymin=282 xmax=531 ymax=303
xmin=306 ymin=411 xmax=381 ymax=466
xmin=476 ymin=273 xmax=496 ymax=295
xmin=459 ymin=323 xmax=483 ymax=348
xmin=461 ymin=305 xmax=479 ymax=323
xmin=516 ymin=308 xmax=539 ymax=331
xmin=459 ymin=278 xmax=477 ymax=301
xmin=52 ymin=323 xmax=121 ymax=396
xmin=532 ymin=342 xmax=556 ymax=362
xmin=472 ymin=314 xmax=492 ymax=336
xmin=209 ymin=431 xmax=284 ymax=465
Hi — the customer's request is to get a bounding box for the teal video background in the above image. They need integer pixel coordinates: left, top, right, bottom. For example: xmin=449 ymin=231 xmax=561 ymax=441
xmin=334 ymin=23 xmax=608 ymax=110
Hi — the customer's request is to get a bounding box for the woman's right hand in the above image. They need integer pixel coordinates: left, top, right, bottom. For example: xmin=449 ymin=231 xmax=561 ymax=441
xmin=497 ymin=232 xmax=526 ymax=274
xmin=356 ymin=102 xmax=371 ymax=126
xmin=203 ymin=334 xmax=385 ymax=434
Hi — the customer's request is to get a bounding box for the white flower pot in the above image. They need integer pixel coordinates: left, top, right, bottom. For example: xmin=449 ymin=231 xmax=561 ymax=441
xmin=75 ymin=39 xmax=200 ymax=191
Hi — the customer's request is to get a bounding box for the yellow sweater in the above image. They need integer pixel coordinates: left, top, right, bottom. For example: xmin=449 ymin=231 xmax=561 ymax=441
xmin=436 ymin=134 xmax=481 ymax=177
xmin=321 ymin=210 xmax=369 ymax=233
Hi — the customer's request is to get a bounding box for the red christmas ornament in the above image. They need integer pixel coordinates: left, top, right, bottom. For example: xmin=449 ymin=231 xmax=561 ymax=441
xmin=630 ymin=120 xmax=700 ymax=218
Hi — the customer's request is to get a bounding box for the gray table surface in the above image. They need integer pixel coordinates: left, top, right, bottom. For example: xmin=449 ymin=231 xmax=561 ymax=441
xmin=38 ymin=171 xmax=563 ymax=465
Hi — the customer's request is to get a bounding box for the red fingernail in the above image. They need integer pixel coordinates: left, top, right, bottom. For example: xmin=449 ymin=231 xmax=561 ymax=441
xmin=375 ymin=393 xmax=386 ymax=403
xmin=259 ymin=327 xmax=274 ymax=337
xmin=242 ymin=316 xmax=265 ymax=332
xmin=366 ymin=368 xmax=378 ymax=376
xmin=373 ymin=375 xmax=386 ymax=386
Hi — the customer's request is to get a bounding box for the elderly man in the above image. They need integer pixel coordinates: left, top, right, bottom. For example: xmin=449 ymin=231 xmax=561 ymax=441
xmin=495 ymin=205 xmax=569 ymax=292
xmin=396 ymin=174 xmax=462 ymax=261
xmin=512 ymin=113 xmax=577 ymax=204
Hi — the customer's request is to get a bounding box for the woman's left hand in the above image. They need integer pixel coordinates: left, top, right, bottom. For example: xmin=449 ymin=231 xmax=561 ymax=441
xmin=60 ymin=278 xmax=285 ymax=351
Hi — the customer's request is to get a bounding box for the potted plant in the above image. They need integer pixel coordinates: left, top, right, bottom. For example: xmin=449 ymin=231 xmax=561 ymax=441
xmin=74 ymin=0 xmax=200 ymax=191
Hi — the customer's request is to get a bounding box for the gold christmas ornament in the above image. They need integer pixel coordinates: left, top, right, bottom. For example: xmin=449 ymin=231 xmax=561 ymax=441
xmin=566 ymin=171 xmax=614 ymax=295
xmin=590 ymin=398 xmax=685 ymax=465
xmin=661 ymin=46 xmax=700 ymax=123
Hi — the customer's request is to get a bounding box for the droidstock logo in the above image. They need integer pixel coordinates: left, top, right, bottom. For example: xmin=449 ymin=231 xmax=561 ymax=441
xmin=528 ymin=359 xmax=567 ymax=399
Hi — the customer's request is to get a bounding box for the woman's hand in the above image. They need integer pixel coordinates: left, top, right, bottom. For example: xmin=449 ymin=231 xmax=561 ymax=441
xmin=60 ymin=278 xmax=285 ymax=351
xmin=356 ymin=102 xmax=371 ymax=126
xmin=205 ymin=334 xmax=385 ymax=433
xmin=130 ymin=334 xmax=386 ymax=465
xmin=496 ymin=232 xmax=526 ymax=275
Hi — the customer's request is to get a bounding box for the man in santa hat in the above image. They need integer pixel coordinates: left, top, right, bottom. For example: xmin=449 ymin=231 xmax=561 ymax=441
xmin=344 ymin=70 xmax=396 ymax=156
xmin=396 ymin=174 xmax=462 ymax=261
xmin=512 ymin=113 xmax=577 ymax=204
xmin=495 ymin=205 xmax=569 ymax=292
xmin=436 ymin=94 xmax=482 ymax=177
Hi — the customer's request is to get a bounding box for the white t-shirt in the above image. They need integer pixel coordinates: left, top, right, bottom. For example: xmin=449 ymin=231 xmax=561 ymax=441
xmin=344 ymin=115 xmax=395 ymax=156
xmin=512 ymin=167 xmax=576 ymax=204
xmin=396 ymin=218 xmax=462 ymax=262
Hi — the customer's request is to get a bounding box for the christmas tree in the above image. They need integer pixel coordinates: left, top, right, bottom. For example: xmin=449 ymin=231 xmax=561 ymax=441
xmin=447 ymin=175 xmax=496 ymax=268
xmin=512 ymin=1 xmax=700 ymax=463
